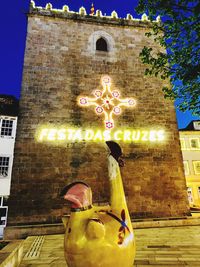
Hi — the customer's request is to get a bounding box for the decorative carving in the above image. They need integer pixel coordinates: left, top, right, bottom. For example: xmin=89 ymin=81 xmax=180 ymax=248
xmin=111 ymin=11 xmax=118 ymax=19
xmin=141 ymin=13 xmax=149 ymax=21
xmin=79 ymin=7 xmax=87 ymax=16
xmin=45 ymin=3 xmax=52 ymax=10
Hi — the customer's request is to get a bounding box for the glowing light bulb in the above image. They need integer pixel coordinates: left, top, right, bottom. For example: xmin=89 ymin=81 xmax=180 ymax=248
xmin=113 ymin=106 xmax=121 ymax=115
xmin=96 ymin=106 xmax=104 ymax=114
xmin=80 ymin=98 xmax=88 ymax=105
xmin=128 ymin=99 xmax=136 ymax=106
xmin=106 ymin=121 xmax=114 ymax=129
xmin=94 ymin=90 xmax=102 ymax=98
xmin=112 ymin=90 xmax=120 ymax=98
xmin=102 ymin=75 xmax=111 ymax=86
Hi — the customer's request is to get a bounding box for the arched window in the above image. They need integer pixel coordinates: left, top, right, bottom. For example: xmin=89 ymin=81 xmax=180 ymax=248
xmin=87 ymin=31 xmax=115 ymax=58
xmin=96 ymin=37 xmax=108 ymax=52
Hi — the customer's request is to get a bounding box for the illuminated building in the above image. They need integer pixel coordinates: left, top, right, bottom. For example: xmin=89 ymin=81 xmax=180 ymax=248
xmin=6 ymin=2 xmax=190 ymax=233
xmin=0 ymin=95 xmax=18 ymax=238
xmin=179 ymin=121 xmax=200 ymax=208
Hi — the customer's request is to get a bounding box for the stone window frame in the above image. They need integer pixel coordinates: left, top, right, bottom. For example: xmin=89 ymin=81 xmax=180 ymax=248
xmin=96 ymin=37 xmax=108 ymax=52
xmin=183 ymin=161 xmax=189 ymax=176
xmin=87 ymin=30 xmax=115 ymax=58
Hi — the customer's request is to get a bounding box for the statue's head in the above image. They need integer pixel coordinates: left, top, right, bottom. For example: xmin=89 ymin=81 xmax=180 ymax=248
xmin=60 ymin=181 xmax=92 ymax=211
xmin=106 ymin=141 xmax=124 ymax=167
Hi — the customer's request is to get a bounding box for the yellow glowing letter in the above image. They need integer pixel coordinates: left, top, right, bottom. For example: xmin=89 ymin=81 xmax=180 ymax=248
xmin=103 ymin=130 xmax=111 ymax=141
xmin=58 ymin=129 xmax=66 ymax=141
xmin=73 ymin=130 xmax=83 ymax=141
xmin=157 ymin=130 xmax=165 ymax=141
xmin=141 ymin=131 xmax=148 ymax=141
xmin=47 ymin=129 xmax=57 ymax=141
xmin=85 ymin=129 xmax=94 ymax=140
xmin=123 ymin=130 xmax=131 ymax=141
xmin=114 ymin=130 xmax=123 ymax=141
xmin=94 ymin=130 xmax=103 ymax=141
xmin=39 ymin=129 xmax=48 ymax=141
xmin=132 ymin=130 xmax=141 ymax=141
xmin=67 ymin=129 xmax=75 ymax=140
xmin=149 ymin=131 xmax=156 ymax=142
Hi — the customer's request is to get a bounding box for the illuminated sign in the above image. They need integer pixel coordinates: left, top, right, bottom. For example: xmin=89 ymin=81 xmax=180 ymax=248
xmin=37 ymin=127 xmax=165 ymax=143
xmin=78 ymin=76 xmax=136 ymax=129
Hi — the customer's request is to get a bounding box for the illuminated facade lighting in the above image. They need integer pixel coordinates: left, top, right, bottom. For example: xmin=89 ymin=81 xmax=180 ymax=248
xmin=37 ymin=127 xmax=165 ymax=143
xmin=78 ymin=76 xmax=136 ymax=129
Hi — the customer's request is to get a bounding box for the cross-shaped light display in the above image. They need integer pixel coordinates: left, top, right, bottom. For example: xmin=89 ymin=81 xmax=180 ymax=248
xmin=78 ymin=76 xmax=136 ymax=129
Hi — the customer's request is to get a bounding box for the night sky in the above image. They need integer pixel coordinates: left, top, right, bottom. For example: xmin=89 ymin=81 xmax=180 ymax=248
xmin=0 ymin=0 xmax=199 ymax=128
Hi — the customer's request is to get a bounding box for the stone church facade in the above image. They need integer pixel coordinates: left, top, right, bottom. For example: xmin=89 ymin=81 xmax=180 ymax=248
xmin=8 ymin=2 xmax=190 ymax=226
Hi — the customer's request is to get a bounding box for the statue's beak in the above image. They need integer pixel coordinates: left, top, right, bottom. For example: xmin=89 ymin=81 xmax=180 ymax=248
xmin=63 ymin=193 xmax=82 ymax=208
xmin=60 ymin=181 xmax=92 ymax=209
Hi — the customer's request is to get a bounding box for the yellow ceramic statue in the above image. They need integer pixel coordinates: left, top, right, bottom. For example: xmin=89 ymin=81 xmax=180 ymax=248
xmin=61 ymin=141 xmax=136 ymax=267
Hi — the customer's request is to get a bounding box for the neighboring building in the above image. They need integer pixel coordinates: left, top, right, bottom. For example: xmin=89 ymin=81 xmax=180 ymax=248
xmin=0 ymin=95 xmax=18 ymax=237
xmin=179 ymin=120 xmax=200 ymax=208
xmin=7 ymin=2 xmax=190 ymax=229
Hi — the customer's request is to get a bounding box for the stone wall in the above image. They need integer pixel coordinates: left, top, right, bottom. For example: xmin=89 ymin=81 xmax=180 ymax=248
xmin=8 ymin=6 xmax=190 ymax=225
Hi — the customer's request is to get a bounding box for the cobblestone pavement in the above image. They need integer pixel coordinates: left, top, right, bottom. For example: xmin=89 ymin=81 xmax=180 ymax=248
xmin=19 ymin=225 xmax=200 ymax=267
xmin=134 ymin=226 xmax=200 ymax=266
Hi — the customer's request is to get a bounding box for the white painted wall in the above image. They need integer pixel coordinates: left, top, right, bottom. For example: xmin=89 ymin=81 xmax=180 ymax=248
xmin=0 ymin=116 xmax=17 ymax=196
